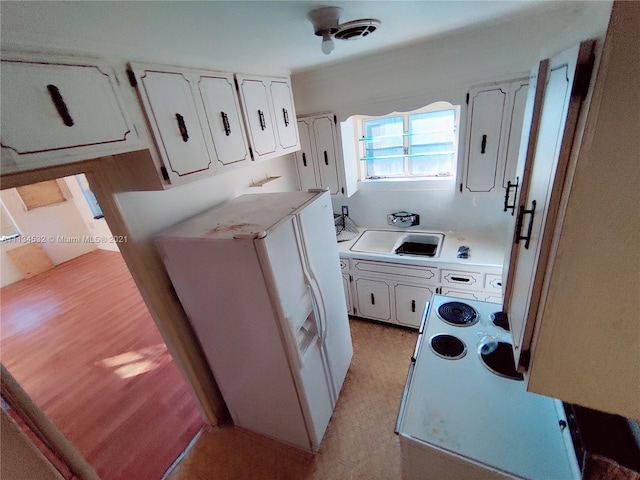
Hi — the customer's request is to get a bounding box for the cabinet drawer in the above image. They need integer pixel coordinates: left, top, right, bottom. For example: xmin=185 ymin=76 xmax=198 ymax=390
xmin=340 ymin=258 xmax=349 ymax=271
xmin=440 ymin=269 xmax=482 ymax=289
xmin=439 ymin=287 xmax=483 ymax=301
xmin=352 ymin=259 xmax=437 ymax=283
xmin=484 ymin=274 xmax=503 ymax=292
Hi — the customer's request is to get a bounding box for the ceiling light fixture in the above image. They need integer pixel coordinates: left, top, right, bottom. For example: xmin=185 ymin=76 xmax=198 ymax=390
xmin=307 ymin=6 xmax=381 ymax=56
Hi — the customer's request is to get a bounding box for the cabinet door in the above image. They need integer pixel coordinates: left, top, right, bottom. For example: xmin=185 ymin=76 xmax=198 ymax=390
xmin=501 ymin=80 xmax=529 ymax=189
xmin=236 ymin=77 xmax=277 ymax=158
xmin=342 ymin=274 xmax=352 ymax=315
xmin=355 ymin=278 xmax=391 ymax=322
xmin=295 ymin=120 xmax=319 ymax=191
xmin=136 ymin=69 xmax=212 ymax=177
xmin=1 ymin=61 xmax=131 ymax=154
xmin=505 ymin=42 xmax=594 ymax=369
xmin=196 ymin=72 xmax=250 ymax=167
xmin=270 ymin=80 xmax=298 ymax=150
xmin=312 ymin=116 xmax=342 ymax=195
xmin=463 ymin=86 xmax=507 ymax=193
xmin=395 ymin=284 xmax=434 ymax=328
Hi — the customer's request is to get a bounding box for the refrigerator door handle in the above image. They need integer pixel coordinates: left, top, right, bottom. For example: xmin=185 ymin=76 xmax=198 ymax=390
xmin=291 ymin=216 xmax=327 ymax=342
xmin=283 ymin=316 xmax=303 ymax=370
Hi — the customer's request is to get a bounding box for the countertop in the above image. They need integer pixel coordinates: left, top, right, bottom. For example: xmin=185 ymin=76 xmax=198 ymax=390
xmin=337 ymin=227 xmax=507 ymax=269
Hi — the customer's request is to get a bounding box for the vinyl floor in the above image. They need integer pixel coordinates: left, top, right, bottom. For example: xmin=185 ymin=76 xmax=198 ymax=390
xmin=165 ymin=317 xmax=418 ymax=480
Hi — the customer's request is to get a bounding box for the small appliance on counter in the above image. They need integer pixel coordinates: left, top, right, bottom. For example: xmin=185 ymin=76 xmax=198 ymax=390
xmin=396 ymin=294 xmax=580 ymax=480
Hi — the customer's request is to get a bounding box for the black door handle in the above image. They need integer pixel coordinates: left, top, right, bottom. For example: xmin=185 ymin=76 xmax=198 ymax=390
xmin=302 ymin=152 xmax=307 ymax=167
xmin=221 ymin=111 xmax=231 ymax=136
xmin=258 ymin=110 xmax=266 ymax=131
xmin=47 ymin=84 xmax=74 ymax=127
xmin=282 ymin=108 xmax=289 ymax=126
xmin=175 ymin=113 xmax=189 ymax=142
xmin=504 ymin=177 xmax=519 ymax=215
xmin=481 ymin=134 xmax=487 ymax=154
xmin=411 ymin=300 xmax=416 ymax=313
xmin=324 ymin=151 xmax=329 ymax=166
xmin=371 ymin=293 xmax=375 ymax=305
xmin=515 ymin=200 xmax=537 ymax=249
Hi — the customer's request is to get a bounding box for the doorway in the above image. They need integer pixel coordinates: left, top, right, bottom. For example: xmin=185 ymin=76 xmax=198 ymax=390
xmin=0 ymin=174 xmax=204 ymax=479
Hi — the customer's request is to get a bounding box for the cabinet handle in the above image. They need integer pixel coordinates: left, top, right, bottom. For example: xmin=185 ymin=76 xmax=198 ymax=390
xmin=175 ymin=113 xmax=189 ymax=142
xmin=282 ymin=108 xmax=289 ymax=126
xmin=411 ymin=300 xmax=416 ymax=313
xmin=221 ymin=111 xmax=231 ymax=136
xmin=481 ymin=134 xmax=487 ymax=154
xmin=371 ymin=293 xmax=375 ymax=305
xmin=258 ymin=110 xmax=266 ymax=131
xmin=324 ymin=151 xmax=329 ymax=166
xmin=46 ymin=84 xmax=74 ymax=127
xmin=450 ymin=276 xmax=470 ymax=283
xmin=302 ymin=152 xmax=307 ymax=167
xmin=503 ymin=177 xmax=519 ymax=215
xmin=515 ymin=200 xmax=537 ymax=249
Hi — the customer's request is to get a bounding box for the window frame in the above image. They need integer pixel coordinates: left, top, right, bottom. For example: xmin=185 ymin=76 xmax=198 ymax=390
xmin=356 ymin=101 xmax=461 ymax=183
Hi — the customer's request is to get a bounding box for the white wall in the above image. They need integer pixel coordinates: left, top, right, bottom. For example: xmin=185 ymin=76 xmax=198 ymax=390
xmin=1 ymin=183 xmax=97 ymax=287
xmin=292 ymin=1 xmax=612 ymax=235
xmin=115 ymin=154 xmax=298 ymax=242
xmin=65 ymin=174 xmax=119 ymax=252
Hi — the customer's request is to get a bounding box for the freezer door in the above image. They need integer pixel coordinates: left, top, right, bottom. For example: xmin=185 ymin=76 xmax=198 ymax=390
xmin=259 ymin=216 xmax=334 ymax=450
xmin=296 ymin=191 xmax=353 ymax=399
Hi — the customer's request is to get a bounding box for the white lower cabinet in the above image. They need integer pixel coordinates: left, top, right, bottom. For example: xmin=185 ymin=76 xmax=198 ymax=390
xmin=355 ymin=278 xmax=392 ymax=322
xmin=343 ymin=256 xmax=503 ymax=328
xmin=395 ymin=284 xmax=436 ymax=328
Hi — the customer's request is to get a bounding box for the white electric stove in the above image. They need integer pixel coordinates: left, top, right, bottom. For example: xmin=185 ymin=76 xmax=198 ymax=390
xmin=396 ymin=295 xmax=580 ymax=480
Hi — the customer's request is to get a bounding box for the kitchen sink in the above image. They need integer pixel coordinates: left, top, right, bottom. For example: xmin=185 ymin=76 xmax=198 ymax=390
xmin=350 ymin=229 xmax=444 ymax=258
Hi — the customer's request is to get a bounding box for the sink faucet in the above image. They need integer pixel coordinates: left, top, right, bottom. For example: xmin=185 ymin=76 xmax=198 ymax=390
xmin=387 ymin=211 xmax=420 ymax=227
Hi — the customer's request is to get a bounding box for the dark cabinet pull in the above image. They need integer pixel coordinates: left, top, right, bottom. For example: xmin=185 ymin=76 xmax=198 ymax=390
xmin=481 ymin=134 xmax=487 ymax=154
xmin=282 ymin=108 xmax=289 ymax=126
xmin=515 ymin=200 xmax=537 ymax=249
xmin=302 ymin=152 xmax=307 ymax=167
xmin=258 ymin=110 xmax=266 ymax=131
xmin=503 ymin=177 xmax=519 ymax=215
xmin=324 ymin=151 xmax=329 ymax=166
xmin=46 ymin=84 xmax=74 ymax=127
xmin=371 ymin=293 xmax=375 ymax=305
xmin=411 ymin=300 xmax=416 ymax=313
xmin=221 ymin=111 xmax=231 ymax=136
xmin=175 ymin=113 xmax=189 ymax=142
xmin=450 ymin=276 xmax=470 ymax=283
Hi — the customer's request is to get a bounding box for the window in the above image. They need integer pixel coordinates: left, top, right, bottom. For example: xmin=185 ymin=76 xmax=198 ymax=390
xmin=359 ymin=102 xmax=460 ymax=180
xmin=1 ymin=201 xmax=20 ymax=243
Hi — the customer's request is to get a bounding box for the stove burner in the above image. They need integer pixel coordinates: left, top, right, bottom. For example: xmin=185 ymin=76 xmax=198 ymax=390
xmin=479 ymin=342 xmax=524 ymax=381
xmin=437 ymin=302 xmax=478 ymax=327
xmin=429 ymin=334 xmax=467 ymax=360
xmin=490 ymin=312 xmax=510 ymax=332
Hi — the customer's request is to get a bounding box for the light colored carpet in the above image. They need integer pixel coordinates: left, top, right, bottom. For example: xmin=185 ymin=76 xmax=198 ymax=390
xmin=165 ymin=317 xmax=417 ymax=480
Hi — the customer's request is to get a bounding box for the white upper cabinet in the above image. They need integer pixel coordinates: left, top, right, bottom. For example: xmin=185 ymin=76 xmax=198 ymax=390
xmin=130 ymin=63 xmax=255 ymax=186
xmin=461 ymin=77 xmax=529 ymax=195
xmin=294 ymin=113 xmax=343 ymax=195
xmin=194 ymin=71 xmax=251 ymax=168
xmin=235 ymin=74 xmax=300 ymax=162
xmin=1 ymin=55 xmax=140 ymax=172
xmin=269 ymin=80 xmax=298 ymax=150
xmin=133 ymin=68 xmax=213 ymax=181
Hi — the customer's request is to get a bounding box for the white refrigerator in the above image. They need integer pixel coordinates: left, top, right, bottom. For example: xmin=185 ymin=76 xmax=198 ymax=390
xmin=155 ymin=189 xmax=353 ymax=453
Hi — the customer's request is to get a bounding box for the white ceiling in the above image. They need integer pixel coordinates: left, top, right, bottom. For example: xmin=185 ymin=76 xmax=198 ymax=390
xmin=1 ymin=1 xmax=577 ymax=74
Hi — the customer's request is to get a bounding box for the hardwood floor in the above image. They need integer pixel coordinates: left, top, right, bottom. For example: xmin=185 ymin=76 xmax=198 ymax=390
xmin=0 ymin=249 xmax=204 ymax=480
